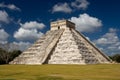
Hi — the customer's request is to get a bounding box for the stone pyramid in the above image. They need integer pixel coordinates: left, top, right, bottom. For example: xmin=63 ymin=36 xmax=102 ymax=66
xmin=10 ymin=20 xmax=111 ymax=64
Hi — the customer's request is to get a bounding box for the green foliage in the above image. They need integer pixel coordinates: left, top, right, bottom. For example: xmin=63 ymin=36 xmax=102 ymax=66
xmin=110 ymin=54 xmax=120 ymax=63
xmin=0 ymin=48 xmax=7 ymax=64
xmin=9 ymin=50 xmax=22 ymax=62
xmin=0 ymin=48 xmax=22 ymax=64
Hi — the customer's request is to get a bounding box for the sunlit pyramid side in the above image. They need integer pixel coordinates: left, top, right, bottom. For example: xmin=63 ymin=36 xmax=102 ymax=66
xmin=10 ymin=20 xmax=111 ymax=64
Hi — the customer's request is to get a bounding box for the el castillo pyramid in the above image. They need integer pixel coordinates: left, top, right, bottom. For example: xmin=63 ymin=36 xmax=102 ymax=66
xmin=10 ymin=20 xmax=111 ymax=64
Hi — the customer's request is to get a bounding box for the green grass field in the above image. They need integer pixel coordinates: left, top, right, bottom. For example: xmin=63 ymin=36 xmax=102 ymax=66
xmin=0 ymin=64 xmax=120 ymax=80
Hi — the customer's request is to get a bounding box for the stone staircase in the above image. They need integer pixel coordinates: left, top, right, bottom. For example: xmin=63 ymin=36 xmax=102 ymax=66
xmin=71 ymin=29 xmax=111 ymax=63
xmin=48 ymin=28 xmax=85 ymax=64
xmin=71 ymin=29 xmax=99 ymax=64
xmin=48 ymin=28 xmax=110 ymax=64
xmin=10 ymin=29 xmax=64 ymax=64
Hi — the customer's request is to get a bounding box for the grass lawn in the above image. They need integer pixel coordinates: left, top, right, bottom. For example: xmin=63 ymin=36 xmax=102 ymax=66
xmin=0 ymin=64 xmax=120 ymax=80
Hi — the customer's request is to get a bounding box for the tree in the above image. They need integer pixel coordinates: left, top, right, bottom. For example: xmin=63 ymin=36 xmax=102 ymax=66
xmin=0 ymin=48 xmax=7 ymax=64
xmin=112 ymin=54 xmax=120 ymax=63
xmin=110 ymin=54 xmax=120 ymax=63
xmin=9 ymin=50 xmax=22 ymax=62
xmin=0 ymin=48 xmax=22 ymax=64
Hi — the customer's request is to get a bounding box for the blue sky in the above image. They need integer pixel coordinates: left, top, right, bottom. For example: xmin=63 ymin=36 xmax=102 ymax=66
xmin=0 ymin=0 xmax=120 ymax=55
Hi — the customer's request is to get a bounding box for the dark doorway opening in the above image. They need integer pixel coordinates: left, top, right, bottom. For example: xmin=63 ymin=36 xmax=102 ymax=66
xmin=58 ymin=26 xmax=60 ymax=29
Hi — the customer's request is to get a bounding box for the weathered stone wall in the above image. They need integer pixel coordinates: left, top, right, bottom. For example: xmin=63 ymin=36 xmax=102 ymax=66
xmin=72 ymin=29 xmax=111 ymax=63
xmin=48 ymin=28 xmax=85 ymax=64
xmin=51 ymin=20 xmax=75 ymax=30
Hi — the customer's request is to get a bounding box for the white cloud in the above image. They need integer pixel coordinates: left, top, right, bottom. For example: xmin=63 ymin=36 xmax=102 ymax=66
xmin=0 ymin=3 xmax=20 ymax=11
xmin=51 ymin=0 xmax=90 ymax=13
xmin=13 ymin=41 xmax=32 ymax=51
xmin=14 ymin=21 xmax=45 ymax=41
xmin=118 ymin=46 xmax=120 ymax=50
xmin=0 ymin=29 xmax=9 ymax=43
xmin=20 ymin=21 xmax=45 ymax=29
xmin=94 ymin=28 xmax=119 ymax=45
xmin=70 ymin=13 xmax=102 ymax=32
xmin=71 ymin=0 xmax=89 ymax=10
xmin=86 ymin=36 xmax=90 ymax=41
xmin=94 ymin=38 xmax=108 ymax=45
xmin=0 ymin=10 xmax=10 ymax=23
xmin=109 ymin=28 xmax=118 ymax=33
xmin=93 ymin=28 xmax=120 ymax=55
xmin=0 ymin=41 xmax=32 ymax=51
xmin=14 ymin=28 xmax=43 ymax=41
xmin=52 ymin=3 xmax=72 ymax=13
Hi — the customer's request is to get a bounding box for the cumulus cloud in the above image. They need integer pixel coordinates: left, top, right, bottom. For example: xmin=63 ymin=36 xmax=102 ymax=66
xmin=52 ymin=3 xmax=72 ymax=13
xmin=118 ymin=46 xmax=120 ymax=50
xmin=0 ymin=29 xmax=9 ymax=43
xmin=12 ymin=41 xmax=32 ymax=51
xmin=94 ymin=28 xmax=119 ymax=45
xmin=93 ymin=28 xmax=120 ymax=55
xmin=0 ymin=2 xmax=21 ymax=11
xmin=14 ymin=28 xmax=43 ymax=41
xmin=0 ymin=10 xmax=10 ymax=23
xmin=70 ymin=13 xmax=102 ymax=32
xmin=14 ymin=21 xmax=45 ymax=41
xmin=71 ymin=0 xmax=89 ymax=10
xmin=51 ymin=0 xmax=89 ymax=13
xmin=20 ymin=21 xmax=45 ymax=30
xmin=0 ymin=41 xmax=32 ymax=51
xmin=109 ymin=28 xmax=118 ymax=32
xmin=85 ymin=36 xmax=90 ymax=41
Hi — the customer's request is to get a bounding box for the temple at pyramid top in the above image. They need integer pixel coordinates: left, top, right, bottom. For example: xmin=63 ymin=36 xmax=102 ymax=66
xmin=51 ymin=20 xmax=75 ymax=30
xmin=10 ymin=20 xmax=111 ymax=64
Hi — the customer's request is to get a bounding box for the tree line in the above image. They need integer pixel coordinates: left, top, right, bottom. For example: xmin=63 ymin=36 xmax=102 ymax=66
xmin=109 ymin=54 xmax=120 ymax=63
xmin=0 ymin=48 xmax=22 ymax=64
